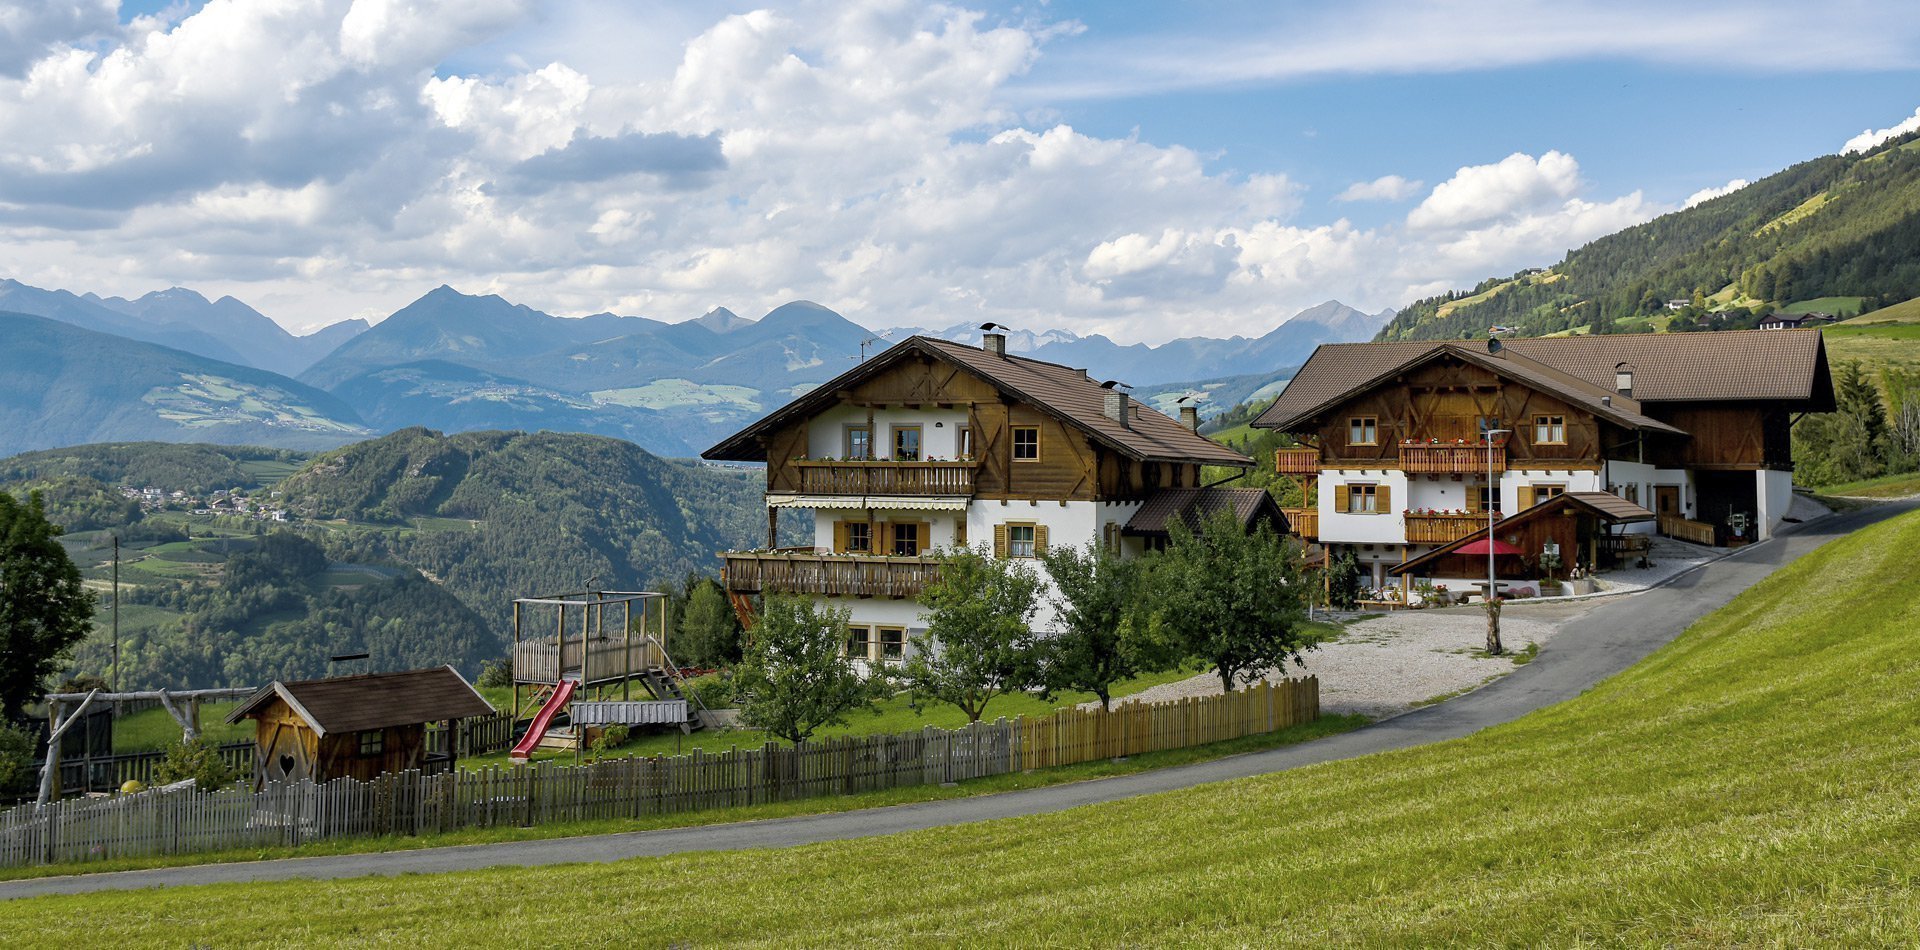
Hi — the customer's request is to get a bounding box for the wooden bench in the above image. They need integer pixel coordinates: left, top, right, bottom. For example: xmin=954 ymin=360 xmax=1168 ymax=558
xmin=1358 ymin=598 xmax=1406 ymax=611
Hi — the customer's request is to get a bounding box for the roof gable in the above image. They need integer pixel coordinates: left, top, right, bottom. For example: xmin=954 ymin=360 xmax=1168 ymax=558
xmin=1255 ymin=329 xmax=1833 ymax=432
xmin=704 ymin=335 xmax=1251 ymax=467
xmin=227 ymin=666 xmax=493 ymax=736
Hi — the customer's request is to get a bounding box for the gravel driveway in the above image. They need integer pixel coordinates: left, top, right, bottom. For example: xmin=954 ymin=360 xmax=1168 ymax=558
xmin=1102 ymin=599 xmax=1597 ymax=719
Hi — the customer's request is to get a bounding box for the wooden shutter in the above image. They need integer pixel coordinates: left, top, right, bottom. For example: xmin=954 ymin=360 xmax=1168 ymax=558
xmin=1466 ymin=489 xmax=1482 ymax=513
xmin=1035 ymin=525 xmax=1050 ymax=556
xmin=1375 ymin=485 xmax=1391 ymax=514
xmin=1334 ymin=484 xmax=1351 ymax=513
xmin=833 ymin=521 xmax=849 ymax=553
xmin=877 ymin=521 xmax=894 ymax=556
xmin=954 ymin=517 xmax=968 ymax=548
xmin=993 ymin=524 xmax=1009 ymax=559
xmin=916 ymin=521 xmax=932 ymax=554
xmin=1518 ymin=486 xmax=1536 ymax=510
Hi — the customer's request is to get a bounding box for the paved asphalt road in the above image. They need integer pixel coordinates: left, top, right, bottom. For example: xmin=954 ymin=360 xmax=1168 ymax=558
xmin=3 ymin=499 xmax=1909 ymax=900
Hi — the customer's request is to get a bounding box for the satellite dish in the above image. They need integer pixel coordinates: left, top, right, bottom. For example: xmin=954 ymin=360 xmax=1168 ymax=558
xmin=1487 ymin=337 xmax=1504 ymax=354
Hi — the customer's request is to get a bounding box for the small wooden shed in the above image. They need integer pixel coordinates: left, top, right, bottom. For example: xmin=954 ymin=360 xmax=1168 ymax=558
xmin=225 ymin=666 xmax=494 ymax=787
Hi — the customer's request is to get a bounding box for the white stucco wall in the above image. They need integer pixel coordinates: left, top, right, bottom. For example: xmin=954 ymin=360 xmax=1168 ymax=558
xmin=806 ymin=404 xmax=973 ymax=459
xmin=1319 ymin=469 xmax=1409 ymax=544
xmin=1756 ymin=469 xmax=1795 ymax=541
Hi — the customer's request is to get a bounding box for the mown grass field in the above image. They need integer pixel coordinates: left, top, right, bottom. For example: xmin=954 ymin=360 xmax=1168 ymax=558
xmin=1817 ymin=470 xmax=1920 ymax=499
xmin=113 ymin=702 xmax=248 ymax=752
xmin=8 ymin=510 xmax=1918 ymax=944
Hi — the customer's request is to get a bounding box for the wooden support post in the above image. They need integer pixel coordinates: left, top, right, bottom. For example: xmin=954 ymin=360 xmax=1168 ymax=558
xmin=512 ymin=600 xmax=521 ymax=722
xmin=767 ymin=506 xmax=778 ymax=549
xmin=623 ymin=599 xmax=633 ymax=702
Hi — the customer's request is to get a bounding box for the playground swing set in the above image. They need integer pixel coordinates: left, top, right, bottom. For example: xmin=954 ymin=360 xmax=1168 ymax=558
xmin=507 ymin=589 xmax=712 ymax=762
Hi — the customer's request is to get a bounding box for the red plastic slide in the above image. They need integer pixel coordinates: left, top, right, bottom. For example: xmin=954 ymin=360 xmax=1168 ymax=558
xmin=509 ymin=679 xmax=576 ymax=762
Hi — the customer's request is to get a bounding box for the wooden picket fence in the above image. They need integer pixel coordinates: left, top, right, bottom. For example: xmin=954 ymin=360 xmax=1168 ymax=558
xmin=0 ymin=677 xmax=1316 ymax=869
xmin=425 ymin=710 xmax=517 ymax=759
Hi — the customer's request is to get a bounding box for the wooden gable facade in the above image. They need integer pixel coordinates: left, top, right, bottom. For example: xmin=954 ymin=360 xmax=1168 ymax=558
xmin=761 ymin=352 xmax=1202 ymax=502
xmin=242 ymin=694 xmax=433 ymax=787
xmin=1300 ymin=353 xmax=1639 ymax=470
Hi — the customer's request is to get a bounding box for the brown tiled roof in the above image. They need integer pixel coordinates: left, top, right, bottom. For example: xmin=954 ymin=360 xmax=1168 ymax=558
xmin=226 ymin=666 xmax=494 ymax=736
xmin=1123 ymin=487 xmax=1287 ymax=536
xmin=1254 ymin=329 xmax=1833 ymax=432
xmin=705 ymin=336 xmax=1251 ymax=467
xmin=1390 ymin=490 xmax=1654 ymax=576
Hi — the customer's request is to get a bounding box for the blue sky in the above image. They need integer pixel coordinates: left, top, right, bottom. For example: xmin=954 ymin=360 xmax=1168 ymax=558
xmin=3 ymin=0 xmax=1918 ymax=340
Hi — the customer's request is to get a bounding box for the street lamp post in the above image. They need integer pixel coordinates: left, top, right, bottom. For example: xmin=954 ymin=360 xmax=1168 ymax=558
xmin=1484 ymin=429 xmax=1511 ymax=655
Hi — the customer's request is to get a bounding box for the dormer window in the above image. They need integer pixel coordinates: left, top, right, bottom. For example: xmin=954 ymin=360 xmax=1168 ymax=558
xmin=1614 ymin=362 xmax=1635 ymax=396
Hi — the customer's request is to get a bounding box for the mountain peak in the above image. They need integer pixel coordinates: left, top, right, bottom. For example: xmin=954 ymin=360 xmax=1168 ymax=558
xmin=694 ymin=306 xmax=751 ymax=333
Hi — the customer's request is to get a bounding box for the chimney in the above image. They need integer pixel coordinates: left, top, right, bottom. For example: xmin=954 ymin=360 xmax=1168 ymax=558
xmin=1601 ymin=395 xmax=1612 ymax=409
xmin=1105 ymin=391 xmax=1132 ymax=428
xmin=982 ymin=332 xmax=1007 ymax=357
xmin=1179 ymin=405 xmax=1200 ymax=431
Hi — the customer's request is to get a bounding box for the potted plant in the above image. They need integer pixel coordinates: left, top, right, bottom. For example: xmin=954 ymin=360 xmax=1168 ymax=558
xmin=1537 ymin=550 xmax=1564 ymax=596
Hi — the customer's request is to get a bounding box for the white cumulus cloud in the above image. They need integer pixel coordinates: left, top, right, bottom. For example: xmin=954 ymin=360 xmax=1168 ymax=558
xmin=1336 ymin=174 xmax=1423 ymax=202
xmin=1842 ymin=105 xmax=1920 ymax=154
xmin=1683 ymin=178 xmax=1749 ymax=208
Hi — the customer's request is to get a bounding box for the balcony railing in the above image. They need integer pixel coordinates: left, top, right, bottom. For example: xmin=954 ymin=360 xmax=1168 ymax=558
xmin=723 ymin=551 xmax=943 ymax=600
xmin=1399 ymin=441 xmax=1505 ymax=476
xmin=513 ymin=637 xmax=667 ymax=686
xmin=1274 ymin=448 xmax=1321 ymax=476
xmin=1404 ymin=511 xmax=1502 ymax=545
xmin=790 ymin=459 xmax=976 ymax=496
xmin=1281 ymin=507 xmax=1318 ymax=541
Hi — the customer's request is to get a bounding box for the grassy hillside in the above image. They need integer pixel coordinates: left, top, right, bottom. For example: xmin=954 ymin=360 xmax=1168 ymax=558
xmin=1381 ymin=130 xmax=1920 ymax=341
xmin=19 ymin=506 xmax=1916 ymax=943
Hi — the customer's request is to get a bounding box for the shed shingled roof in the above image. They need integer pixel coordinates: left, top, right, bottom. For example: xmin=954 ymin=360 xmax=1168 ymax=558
xmin=1254 ymin=328 xmax=1833 ymax=432
xmin=1122 ymin=487 xmax=1287 ymax=536
xmin=1389 ymin=491 xmax=1655 ymax=577
xmin=226 ymin=666 xmax=494 ymax=736
xmin=703 ymin=336 xmax=1251 ymax=467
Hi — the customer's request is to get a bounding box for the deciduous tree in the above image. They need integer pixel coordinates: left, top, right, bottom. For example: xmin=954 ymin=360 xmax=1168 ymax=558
xmin=1039 ymin=542 xmax=1174 ymax=711
xmin=731 ymin=596 xmax=884 ymax=744
xmin=0 ymin=491 xmax=94 ymax=720
xmin=1152 ymin=509 xmax=1313 ymax=694
xmin=901 ymin=546 xmax=1044 ymax=722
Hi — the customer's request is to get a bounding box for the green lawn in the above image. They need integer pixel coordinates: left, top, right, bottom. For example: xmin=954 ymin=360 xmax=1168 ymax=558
xmin=1815 ymin=471 xmax=1920 ymax=498
xmin=1837 ymin=294 xmax=1920 ymax=326
xmin=467 ymin=661 xmax=1222 ymax=767
xmin=1778 ymin=295 xmax=1866 ymax=317
xmin=113 ymin=702 xmax=248 ymax=752
xmin=18 ymin=508 xmax=1920 ymax=944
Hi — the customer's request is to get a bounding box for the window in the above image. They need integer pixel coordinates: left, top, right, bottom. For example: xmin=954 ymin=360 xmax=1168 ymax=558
xmin=358 ymin=731 xmax=384 ymax=757
xmin=845 ymin=626 xmax=872 ymax=661
xmin=844 ymin=521 xmax=871 ymax=554
xmin=846 ymin=425 xmax=873 ymax=459
xmin=892 ymin=425 xmax=922 ymax=461
xmin=1347 ymin=484 xmax=1379 ymax=514
xmin=1348 ymin=416 xmax=1379 ymax=446
xmin=1477 ymin=416 xmax=1501 ymax=439
xmin=955 ymin=425 xmax=974 ymax=459
xmin=1012 ymin=426 xmax=1040 ymax=461
xmin=890 ymin=522 xmax=920 ymax=556
xmin=1533 ymin=415 xmax=1566 ymax=445
xmin=878 ymin=628 xmax=906 ymax=661
xmin=1534 ymin=483 xmax=1566 ymax=501
xmin=1008 ymin=523 xmax=1037 ymax=558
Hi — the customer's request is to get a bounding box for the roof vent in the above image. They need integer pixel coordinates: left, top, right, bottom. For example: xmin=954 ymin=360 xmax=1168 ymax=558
xmin=1104 ymin=391 xmax=1132 ymax=429
xmin=1601 ymin=395 xmax=1612 ymax=408
xmin=1179 ymin=405 xmax=1200 ymax=431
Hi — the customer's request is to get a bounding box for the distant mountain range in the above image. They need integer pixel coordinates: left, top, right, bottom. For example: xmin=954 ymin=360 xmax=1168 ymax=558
xmin=0 ymin=278 xmax=1392 ymax=458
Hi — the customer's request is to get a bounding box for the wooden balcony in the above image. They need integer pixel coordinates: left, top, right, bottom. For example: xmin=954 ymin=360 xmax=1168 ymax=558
xmin=1274 ymin=448 xmax=1321 ymax=476
xmin=1281 ymin=507 xmax=1318 ymax=541
xmin=790 ymin=459 xmax=975 ymax=496
xmin=1404 ymin=511 xmax=1502 ymax=545
xmin=723 ymin=551 xmax=943 ymax=600
xmin=1399 ymin=442 xmax=1505 ymax=476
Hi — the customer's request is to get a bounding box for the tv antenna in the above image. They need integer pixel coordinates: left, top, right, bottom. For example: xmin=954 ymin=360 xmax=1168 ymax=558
xmin=853 ymin=329 xmax=893 ymax=362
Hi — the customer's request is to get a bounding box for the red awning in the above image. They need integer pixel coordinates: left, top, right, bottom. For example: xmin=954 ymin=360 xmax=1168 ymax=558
xmin=1455 ymin=538 xmax=1525 ymax=556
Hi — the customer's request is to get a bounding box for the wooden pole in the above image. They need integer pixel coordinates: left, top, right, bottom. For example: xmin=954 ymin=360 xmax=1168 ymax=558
xmin=111 ymin=534 xmax=120 ymax=694
xmin=512 ymin=600 xmax=521 ymax=722
xmin=623 ymin=599 xmax=632 ymax=702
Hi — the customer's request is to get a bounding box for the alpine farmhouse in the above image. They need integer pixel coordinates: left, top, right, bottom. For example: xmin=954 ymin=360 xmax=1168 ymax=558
xmin=703 ymin=330 xmax=1268 ymax=667
xmin=1251 ymin=328 xmax=1836 ymax=590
